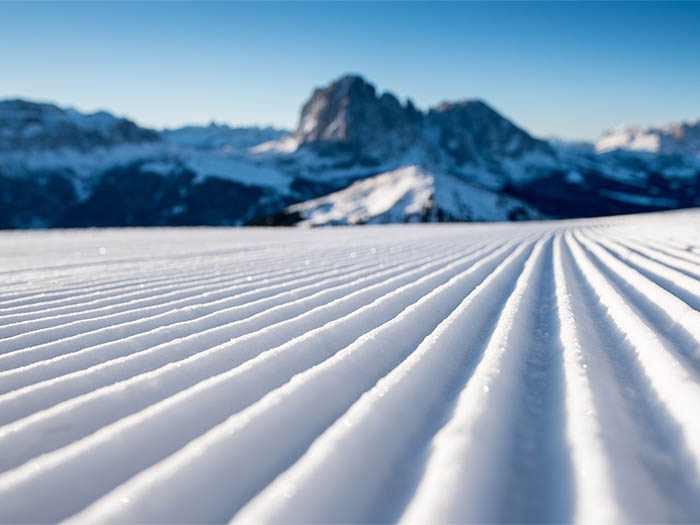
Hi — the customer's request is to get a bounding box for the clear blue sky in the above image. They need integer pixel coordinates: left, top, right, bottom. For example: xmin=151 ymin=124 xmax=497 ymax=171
xmin=2 ymin=1 xmax=699 ymax=140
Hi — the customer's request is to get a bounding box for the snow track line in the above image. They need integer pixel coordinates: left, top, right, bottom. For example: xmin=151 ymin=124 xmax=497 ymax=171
xmin=574 ymin=230 xmax=700 ymax=372
xmin=398 ymin=236 xmax=561 ymax=524
xmin=588 ymin=227 xmax=700 ymax=296
xmin=0 ymin=240 xmax=524 ymax=522
xmin=560 ymin=233 xmax=700 ymax=522
xmin=595 ymin=226 xmax=700 ymax=266
xmin=0 ymin=269 xmax=215 ymax=311
xmin=0 ymin=239 xmax=509 ymax=453
xmin=0 ymin=240 xmax=424 ymax=314
xmin=589 ymin=229 xmax=700 ymax=304
xmin=58 ymin=238 xmax=538 ymax=524
xmin=550 ymin=234 xmax=623 ymax=524
xmin=231 ymin=236 xmax=544 ymax=525
xmin=565 ymin=233 xmax=700 ymax=490
xmin=0 ymin=255 xmax=261 ymax=309
xmin=0 ymin=240 xmax=423 ymax=312
xmin=0 ymin=261 xmax=306 ymax=325
xmin=0 ymin=244 xmax=273 ymax=277
xmin=1 ymin=215 xmax=699 ymax=523
xmin=0 ymin=240 xmax=445 ymax=363
xmin=0 ymin=241 xmax=483 ymax=417
xmin=593 ymin=228 xmax=700 ymax=278
xmin=0 ymin=244 xmax=421 ymax=356
xmin=0 ymin=263 xmax=330 ymax=338
xmin=0 ymin=258 xmax=248 ymax=304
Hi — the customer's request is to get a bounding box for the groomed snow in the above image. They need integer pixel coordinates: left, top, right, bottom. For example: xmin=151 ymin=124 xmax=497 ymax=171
xmin=1 ymin=210 xmax=700 ymax=523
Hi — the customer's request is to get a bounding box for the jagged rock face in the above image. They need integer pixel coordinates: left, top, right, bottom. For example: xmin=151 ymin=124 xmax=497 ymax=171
xmin=426 ymin=101 xmax=555 ymax=168
xmin=292 ymin=75 xmax=554 ymax=170
xmin=0 ymin=99 xmax=160 ymax=152
xmin=293 ymin=75 xmax=422 ymax=165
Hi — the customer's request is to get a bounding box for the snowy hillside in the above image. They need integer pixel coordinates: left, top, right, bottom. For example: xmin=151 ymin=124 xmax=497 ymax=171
xmin=287 ymin=165 xmax=542 ymax=225
xmin=1 ymin=210 xmax=700 ymax=523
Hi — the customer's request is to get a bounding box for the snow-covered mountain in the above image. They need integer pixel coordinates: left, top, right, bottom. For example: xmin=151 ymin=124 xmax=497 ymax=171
xmin=0 ymin=99 xmax=159 ymax=152
xmin=1 ymin=75 xmax=699 ymax=228
xmin=254 ymin=75 xmax=699 ymax=224
xmin=596 ymin=119 xmax=700 ymax=155
xmin=0 ymin=100 xmax=296 ymax=228
xmin=283 ymin=165 xmax=542 ymax=226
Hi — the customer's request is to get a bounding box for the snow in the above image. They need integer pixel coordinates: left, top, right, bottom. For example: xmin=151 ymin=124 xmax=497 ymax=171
xmin=0 ymin=100 xmax=295 ymax=202
xmin=182 ymin=151 xmax=292 ymax=190
xmin=1 ymin=210 xmax=700 ymax=523
xmin=596 ymin=120 xmax=700 ymax=156
xmin=250 ymin=135 xmax=300 ymax=154
xmin=288 ymin=166 xmax=434 ymax=225
xmin=288 ymin=165 xmax=541 ymax=225
xmin=161 ymin=124 xmax=288 ymax=152
xmin=596 ymin=125 xmax=661 ymax=153
xmin=139 ymin=160 xmax=180 ymax=176
xmin=0 ymin=142 xmax=295 ymax=196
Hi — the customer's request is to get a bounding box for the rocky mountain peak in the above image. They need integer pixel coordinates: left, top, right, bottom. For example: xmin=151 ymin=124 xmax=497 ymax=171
xmin=290 ymin=75 xmax=555 ymax=171
xmin=292 ymin=74 xmax=423 ymax=165
xmin=426 ymin=99 xmax=555 ymax=167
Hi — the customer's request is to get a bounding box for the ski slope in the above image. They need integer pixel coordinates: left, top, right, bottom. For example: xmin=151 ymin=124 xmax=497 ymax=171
xmin=1 ymin=210 xmax=700 ymax=523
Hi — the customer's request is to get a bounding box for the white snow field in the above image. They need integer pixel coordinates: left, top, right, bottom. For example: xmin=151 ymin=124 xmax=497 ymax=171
xmin=1 ymin=210 xmax=700 ymax=524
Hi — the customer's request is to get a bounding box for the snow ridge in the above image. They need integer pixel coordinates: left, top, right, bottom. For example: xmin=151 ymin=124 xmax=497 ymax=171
xmin=1 ymin=212 xmax=700 ymax=523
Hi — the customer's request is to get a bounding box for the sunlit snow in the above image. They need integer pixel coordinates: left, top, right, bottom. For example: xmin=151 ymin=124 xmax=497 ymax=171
xmin=1 ymin=210 xmax=700 ymax=523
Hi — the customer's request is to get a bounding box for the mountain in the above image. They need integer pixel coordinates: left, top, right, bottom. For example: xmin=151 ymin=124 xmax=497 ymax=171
xmin=596 ymin=119 xmax=700 ymax=155
xmin=424 ymin=100 xmax=556 ymax=183
xmin=0 ymin=99 xmax=295 ymax=228
xmin=249 ymin=74 xmax=560 ymax=223
xmin=281 ymin=75 xmax=557 ymax=188
xmin=254 ymin=75 xmax=699 ymax=224
xmin=0 ymin=99 xmax=159 ymax=152
xmin=1 ymin=75 xmax=699 ymax=229
xmin=291 ymin=75 xmax=423 ymax=165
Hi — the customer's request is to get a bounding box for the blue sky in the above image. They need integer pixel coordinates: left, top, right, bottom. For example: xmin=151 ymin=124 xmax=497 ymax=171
xmin=2 ymin=1 xmax=699 ymax=140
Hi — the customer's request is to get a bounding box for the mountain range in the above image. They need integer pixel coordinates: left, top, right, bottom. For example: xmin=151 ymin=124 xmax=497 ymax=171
xmin=1 ymin=75 xmax=698 ymax=228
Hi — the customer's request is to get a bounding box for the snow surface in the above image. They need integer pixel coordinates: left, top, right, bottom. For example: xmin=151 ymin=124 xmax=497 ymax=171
xmin=1 ymin=211 xmax=700 ymax=523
